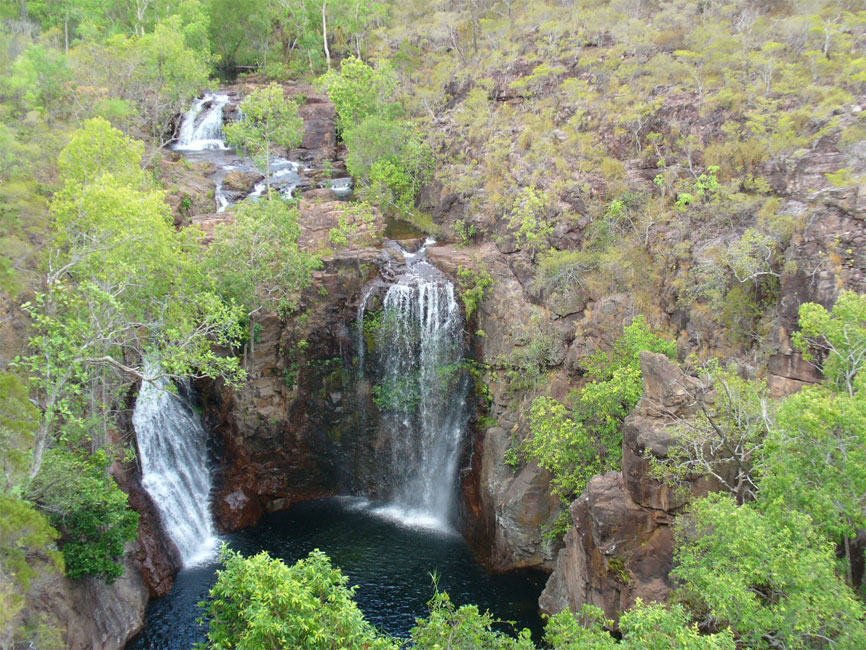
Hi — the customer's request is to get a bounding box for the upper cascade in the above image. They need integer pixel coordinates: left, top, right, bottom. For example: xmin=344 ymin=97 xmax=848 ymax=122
xmin=133 ymin=368 xmax=218 ymax=566
xmin=358 ymin=240 xmax=470 ymax=531
xmin=175 ymin=92 xmax=230 ymax=151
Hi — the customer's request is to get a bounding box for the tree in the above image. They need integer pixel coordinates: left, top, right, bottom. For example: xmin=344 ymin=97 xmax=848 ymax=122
xmin=225 ymin=83 xmax=304 ymax=194
xmin=69 ymin=16 xmax=210 ymax=148
xmin=673 ymin=493 xmax=866 ymax=650
xmin=545 ymin=601 xmax=735 ymax=650
xmin=206 ymin=0 xmax=271 ymax=72
xmin=793 ymin=291 xmax=866 ymax=396
xmin=317 ymin=55 xmax=400 ymax=131
xmin=651 ymin=368 xmax=774 ymax=505
xmin=204 ymin=196 xmax=321 ymax=360
xmin=27 ymin=449 xmax=138 ymax=582
xmin=0 ymin=373 xmax=39 ymax=490
xmin=507 ymin=186 xmax=553 ymax=261
xmin=198 ymin=547 xmax=397 ymax=650
xmin=343 ymin=116 xmax=433 ymax=215
xmin=0 ymin=494 xmax=61 ymax=644
xmin=760 ymin=384 xmax=866 ymax=584
xmin=410 ymin=583 xmax=535 ymax=650
xmin=20 ymin=117 xmax=244 ymax=482
xmin=518 ymin=316 xmax=676 ymax=534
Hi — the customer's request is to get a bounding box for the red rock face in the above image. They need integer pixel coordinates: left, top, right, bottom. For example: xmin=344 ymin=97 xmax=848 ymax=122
xmin=113 ymin=463 xmax=182 ymax=598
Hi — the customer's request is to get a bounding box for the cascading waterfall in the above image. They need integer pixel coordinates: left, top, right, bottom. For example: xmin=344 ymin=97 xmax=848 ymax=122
xmin=175 ymin=93 xmax=230 ymax=151
xmin=358 ymin=242 xmax=469 ymax=529
xmin=133 ymin=372 xmax=218 ymax=565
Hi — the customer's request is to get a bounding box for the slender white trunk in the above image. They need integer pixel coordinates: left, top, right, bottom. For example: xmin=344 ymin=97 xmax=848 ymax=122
xmin=322 ymin=0 xmax=331 ymax=70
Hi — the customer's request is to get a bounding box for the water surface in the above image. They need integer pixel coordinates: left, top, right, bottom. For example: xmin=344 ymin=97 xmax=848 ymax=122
xmin=127 ymin=498 xmax=546 ymax=649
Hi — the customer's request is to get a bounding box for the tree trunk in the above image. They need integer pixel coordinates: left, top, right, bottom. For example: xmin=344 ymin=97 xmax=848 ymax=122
xmin=322 ymin=0 xmax=331 ymax=71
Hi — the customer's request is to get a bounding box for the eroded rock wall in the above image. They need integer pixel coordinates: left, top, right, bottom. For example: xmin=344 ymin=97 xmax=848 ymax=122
xmin=539 ymin=352 xmax=722 ymax=619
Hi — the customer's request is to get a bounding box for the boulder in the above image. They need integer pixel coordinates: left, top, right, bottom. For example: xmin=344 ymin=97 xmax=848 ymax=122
xmin=222 ymin=170 xmax=264 ymax=194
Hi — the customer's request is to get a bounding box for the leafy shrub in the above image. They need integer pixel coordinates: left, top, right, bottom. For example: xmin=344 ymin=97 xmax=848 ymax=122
xmin=517 ymin=316 xmax=675 ymax=521
xmin=29 ymin=449 xmax=138 ymax=581
xmin=198 ymin=547 xmax=396 ymax=650
xmin=456 ymin=265 xmax=493 ymax=320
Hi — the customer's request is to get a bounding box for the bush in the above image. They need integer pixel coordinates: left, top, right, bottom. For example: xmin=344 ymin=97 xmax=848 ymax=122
xmin=29 ymin=449 xmax=138 ymax=582
xmin=198 ymin=547 xmax=396 ymax=650
xmin=518 ymin=316 xmax=675 ymax=522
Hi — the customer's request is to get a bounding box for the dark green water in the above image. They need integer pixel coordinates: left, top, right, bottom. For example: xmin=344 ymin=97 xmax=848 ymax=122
xmin=127 ymin=498 xmax=546 ymax=649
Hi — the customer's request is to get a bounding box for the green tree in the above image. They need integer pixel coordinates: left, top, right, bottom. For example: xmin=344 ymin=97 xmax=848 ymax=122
xmin=204 ymin=196 xmax=321 ymax=360
xmin=27 ymin=449 xmax=138 ymax=582
xmin=0 ymin=373 xmax=39 ymax=490
xmin=673 ymin=493 xmax=866 ymax=650
xmin=342 ymin=116 xmax=433 ymax=215
xmin=225 ymin=83 xmax=304 ymax=194
xmin=507 ymin=186 xmax=552 ymax=260
xmin=69 ymin=17 xmax=210 ymax=147
xmin=760 ymin=384 xmax=866 ymax=584
xmin=0 ymin=495 xmax=62 ymax=642
xmin=198 ymin=547 xmax=396 ymax=650
xmin=793 ymin=291 xmax=866 ymax=396
xmin=546 ymin=601 xmax=735 ymax=650
xmin=3 ymin=43 xmax=72 ymax=119
xmin=519 ymin=316 xmax=676 ymax=533
xmin=21 ymin=118 xmax=244 ymax=486
xmin=206 ymin=0 xmax=271 ymax=72
xmin=411 ymin=583 xmax=535 ymax=650
xmin=318 ymin=55 xmax=400 ymax=131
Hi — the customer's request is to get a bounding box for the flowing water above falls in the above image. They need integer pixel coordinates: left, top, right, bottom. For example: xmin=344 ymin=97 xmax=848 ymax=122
xmin=133 ymin=375 xmax=218 ymax=566
xmin=173 ymin=92 xmax=307 ymax=212
xmin=175 ymin=93 xmax=230 ymax=151
xmin=358 ymin=241 xmax=469 ymax=529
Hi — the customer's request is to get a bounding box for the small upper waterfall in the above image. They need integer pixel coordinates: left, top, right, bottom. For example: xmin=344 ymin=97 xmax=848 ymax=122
xmin=133 ymin=371 xmax=218 ymax=565
xmin=358 ymin=241 xmax=469 ymax=529
xmin=175 ymin=93 xmax=230 ymax=151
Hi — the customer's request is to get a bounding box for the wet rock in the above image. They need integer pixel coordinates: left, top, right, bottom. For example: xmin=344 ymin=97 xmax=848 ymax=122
xmin=120 ymin=473 xmax=181 ymax=597
xmin=222 ymin=170 xmax=264 ymax=194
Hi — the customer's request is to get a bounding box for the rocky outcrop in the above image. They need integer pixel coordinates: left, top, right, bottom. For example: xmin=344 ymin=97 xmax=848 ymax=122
xmin=539 ymin=351 xmax=715 ymax=620
xmin=119 ymin=473 xmax=182 ymax=597
xmin=14 ymin=554 xmax=148 ymax=650
xmin=225 ymin=79 xmax=337 ymax=164
xmin=222 ymin=170 xmax=264 ymax=194
xmin=480 ymin=426 xmax=562 ymax=569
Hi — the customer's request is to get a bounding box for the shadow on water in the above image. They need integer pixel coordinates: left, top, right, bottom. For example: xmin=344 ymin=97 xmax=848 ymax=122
xmin=127 ymin=498 xmax=546 ymax=649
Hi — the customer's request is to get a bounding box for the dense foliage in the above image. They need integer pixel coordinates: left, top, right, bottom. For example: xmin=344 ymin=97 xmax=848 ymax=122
xmin=198 ymin=547 xmax=395 ymax=650
xmin=513 ymin=315 xmax=676 ymax=531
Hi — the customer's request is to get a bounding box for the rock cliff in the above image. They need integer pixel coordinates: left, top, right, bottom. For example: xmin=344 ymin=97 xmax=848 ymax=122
xmin=539 ymin=352 xmax=721 ymax=619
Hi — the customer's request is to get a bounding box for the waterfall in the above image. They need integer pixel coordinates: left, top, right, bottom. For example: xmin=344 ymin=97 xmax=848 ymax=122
xmin=359 ymin=243 xmax=469 ymax=529
xmin=175 ymin=93 xmax=230 ymax=151
xmin=133 ymin=372 xmax=218 ymax=565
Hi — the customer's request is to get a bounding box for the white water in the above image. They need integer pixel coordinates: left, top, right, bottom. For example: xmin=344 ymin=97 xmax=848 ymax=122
xmin=175 ymin=93 xmax=230 ymax=151
xmin=133 ymin=372 xmax=218 ymax=566
xmin=358 ymin=241 xmax=469 ymax=530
